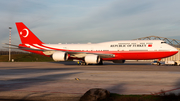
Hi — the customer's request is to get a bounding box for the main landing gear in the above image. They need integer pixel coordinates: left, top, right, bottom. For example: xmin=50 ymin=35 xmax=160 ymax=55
xmin=77 ymin=60 xmax=103 ymax=65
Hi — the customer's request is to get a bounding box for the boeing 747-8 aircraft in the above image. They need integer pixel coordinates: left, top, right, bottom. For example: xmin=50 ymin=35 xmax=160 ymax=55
xmin=8 ymin=22 xmax=178 ymax=65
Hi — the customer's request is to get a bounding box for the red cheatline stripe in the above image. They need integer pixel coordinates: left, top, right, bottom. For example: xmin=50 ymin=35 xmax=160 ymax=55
xmin=27 ymin=44 xmax=60 ymax=50
xmin=34 ymin=44 xmax=51 ymax=50
xmin=24 ymin=44 xmax=39 ymax=49
xmin=39 ymin=44 xmax=67 ymax=51
xmin=30 ymin=44 xmax=45 ymax=50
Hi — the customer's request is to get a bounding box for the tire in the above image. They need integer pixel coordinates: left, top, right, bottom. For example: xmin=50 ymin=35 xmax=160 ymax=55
xmin=97 ymin=59 xmax=103 ymax=65
xmin=175 ymin=62 xmax=177 ymax=66
xmin=159 ymin=63 xmax=161 ymax=66
xmin=157 ymin=62 xmax=161 ymax=66
xmin=81 ymin=62 xmax=87 ymax=65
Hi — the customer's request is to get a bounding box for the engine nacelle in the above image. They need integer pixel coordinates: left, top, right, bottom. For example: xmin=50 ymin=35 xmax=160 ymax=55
xmin=112 ymin=60 xmax=125 ymax=63
xmin=84 ymin=55 xmax=100 ymax=64
xmin=52 ymin=52 xmax=68 ymax=61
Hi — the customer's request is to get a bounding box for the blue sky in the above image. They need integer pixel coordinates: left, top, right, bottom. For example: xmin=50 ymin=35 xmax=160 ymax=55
xmin=1 ymin=0 xmax=180 ymax=48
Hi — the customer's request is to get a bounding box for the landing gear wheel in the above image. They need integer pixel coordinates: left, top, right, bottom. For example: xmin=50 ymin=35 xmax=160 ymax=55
xmin=157 ymin=62 xmax=161 ymax=66
xmin=97 ymin=59 xmax=103 ymax=65
xmin=81 ymin=62 xmax=87 ymax=65
xmin=174 ymin=62 xmax=177 ymax=66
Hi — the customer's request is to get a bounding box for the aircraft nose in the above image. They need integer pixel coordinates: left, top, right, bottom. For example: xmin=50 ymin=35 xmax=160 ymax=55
xmin=171 ymin=47 xmax=178 ymax=52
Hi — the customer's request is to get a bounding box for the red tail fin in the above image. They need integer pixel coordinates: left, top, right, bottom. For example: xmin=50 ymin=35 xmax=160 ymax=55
xmin=15 ymin=22 xmax=43 ymax=44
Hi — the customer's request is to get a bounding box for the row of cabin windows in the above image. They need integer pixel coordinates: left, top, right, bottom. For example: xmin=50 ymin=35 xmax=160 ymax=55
xmin=117 ymin=42 xmax=166 ymax=44
xmin=68 ymin=49 xmax=133 ymax=51
xmin=73 ymin=50 xmax=109 ymax=51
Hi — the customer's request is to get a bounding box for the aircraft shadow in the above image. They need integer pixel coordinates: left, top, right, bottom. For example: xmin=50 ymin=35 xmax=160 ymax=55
xmin=50 ymin=61 xmax=151 ymax=66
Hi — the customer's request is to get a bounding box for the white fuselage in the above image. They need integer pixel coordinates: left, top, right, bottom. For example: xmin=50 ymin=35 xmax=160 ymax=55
xmin=30 ymin=40 xmax=177 ymax=52
xmin=23 ymin=40 xmax=178 ymax=60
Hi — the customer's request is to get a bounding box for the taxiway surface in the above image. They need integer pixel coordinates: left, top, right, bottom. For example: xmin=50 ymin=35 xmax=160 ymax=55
xmin=0 ymin=61 xmax=180 ymax=101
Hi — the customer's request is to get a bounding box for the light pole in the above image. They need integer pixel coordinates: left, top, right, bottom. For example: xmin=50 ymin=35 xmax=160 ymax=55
xmin=9 ymin=27 xmax=12 ymax=62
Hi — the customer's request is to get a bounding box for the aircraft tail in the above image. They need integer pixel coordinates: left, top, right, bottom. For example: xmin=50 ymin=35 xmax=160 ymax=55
xmin=15 ymin=22 xmax=44 ymax=44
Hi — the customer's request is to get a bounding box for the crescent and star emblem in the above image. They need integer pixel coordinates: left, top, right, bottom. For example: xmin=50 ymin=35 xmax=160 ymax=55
xmin=20 ymin=28 xmax=29 ymax=38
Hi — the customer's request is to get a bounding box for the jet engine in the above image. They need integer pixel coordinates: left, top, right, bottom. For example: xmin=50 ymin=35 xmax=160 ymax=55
xmin=52 ymin=52 xmax=68 ymax=61
xmin=84 ymin=55 xmax=101 ymax=64
xmin=112 ymin=60 xmax=125 ymax=63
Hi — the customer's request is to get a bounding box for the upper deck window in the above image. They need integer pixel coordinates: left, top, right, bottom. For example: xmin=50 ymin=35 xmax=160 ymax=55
xmin=118 ymin=43 xmax=130 ymax=44
xmin=146 ymin=43 xmax=153 ymax=44
xmin=161 ymin=42 xmax=166 ymax=44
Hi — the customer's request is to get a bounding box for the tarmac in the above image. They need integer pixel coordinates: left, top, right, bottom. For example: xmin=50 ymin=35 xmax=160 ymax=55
xmin=0 ymin=61 xmax=180 ymax=101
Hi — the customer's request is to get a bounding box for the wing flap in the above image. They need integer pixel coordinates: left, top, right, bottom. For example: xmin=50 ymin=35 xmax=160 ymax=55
xmin=69 ymin=52 xmax=115 ymax=58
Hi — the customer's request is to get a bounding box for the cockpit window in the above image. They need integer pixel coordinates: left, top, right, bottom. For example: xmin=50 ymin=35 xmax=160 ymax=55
xmin=161 ymin=42 xmax=166 ymax=44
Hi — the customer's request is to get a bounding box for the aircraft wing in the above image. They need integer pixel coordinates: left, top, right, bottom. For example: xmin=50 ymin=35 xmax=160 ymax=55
xmin=91 ymin=53 xmax=115 ymax=58
xmin=3 ymin=43 xmax=46 ymax=51
xmin=3 ymin=43 xmax=115 ymax=58
xmin=43 ymin=50 xmax=115 ymax=58
xmin=66 ymin=52 xmax=115 ymax=58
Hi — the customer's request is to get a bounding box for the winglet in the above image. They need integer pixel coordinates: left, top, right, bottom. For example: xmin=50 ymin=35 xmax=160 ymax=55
xmin=15 ymin=22 xmax=44 ymax=44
